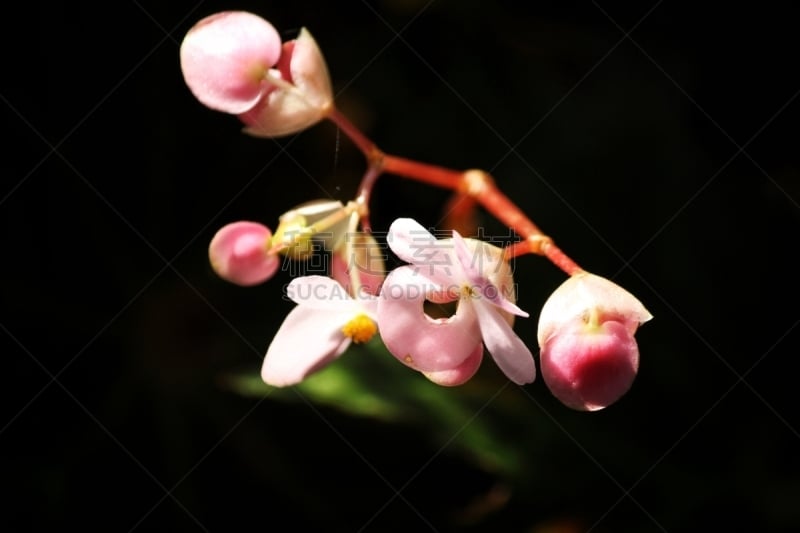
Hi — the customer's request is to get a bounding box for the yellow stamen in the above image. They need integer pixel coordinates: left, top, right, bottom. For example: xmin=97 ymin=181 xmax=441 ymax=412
xmin=341 ymin=313 xmax=377 ymax=344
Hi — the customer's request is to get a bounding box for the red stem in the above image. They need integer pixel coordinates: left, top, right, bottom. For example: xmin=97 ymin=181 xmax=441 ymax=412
xmin=325 ymin=107 xmax=583 ymax=276
xmin=327 ymin=107 xmax=380 ymax=160
xmin=381 ymin=155 xmax=463 ymax=190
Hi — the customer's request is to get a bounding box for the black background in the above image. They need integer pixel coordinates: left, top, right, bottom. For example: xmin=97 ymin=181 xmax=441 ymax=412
xmin=3 ymin=1 xmax=799 ymax=531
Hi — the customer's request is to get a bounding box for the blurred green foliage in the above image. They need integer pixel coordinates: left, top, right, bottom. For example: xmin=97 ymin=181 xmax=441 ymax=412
xmin=226 ymin=337 xmax=532 ymax=476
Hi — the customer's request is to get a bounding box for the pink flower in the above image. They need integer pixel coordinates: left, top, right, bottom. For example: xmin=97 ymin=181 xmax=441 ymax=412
xmin=180 ymin=11 xmax=333 ymax=138
xmin=209 ymin=221 xmax=279 ymax=286
xmin=180 ymin=11 xmax=282 ymax=114
xmin=537 ymin=272 xmax=653 ymax=411
xmin=378 ymin=218 xmax=536 ymax=385
xmin=261 ymin=276 xmax=378 ymax=387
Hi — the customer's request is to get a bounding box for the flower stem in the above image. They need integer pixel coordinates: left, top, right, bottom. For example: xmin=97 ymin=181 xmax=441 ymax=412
xmin=382 ymin=155 xmax=463 ymax=189
xmin=326 ymin=106 xmax=584 ymax=276
xmin=327 ymin=107 xmax=382 ymax=163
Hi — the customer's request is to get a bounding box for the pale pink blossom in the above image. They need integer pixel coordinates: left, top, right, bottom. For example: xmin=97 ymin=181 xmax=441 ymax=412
xmin=180 ymin=11 xmax=282 ymax=114
xmin=180 ymin=11 xmax=333 ymax=137
xmin=378 ymin=218 xmax=536 ymax=385
xmin=209 ymin=221 xmax=279 ymax=286
xmin=262 ymin=276 xmax=378 ymax=387
xmin=537 ymin=272 xmax=653 ymax=410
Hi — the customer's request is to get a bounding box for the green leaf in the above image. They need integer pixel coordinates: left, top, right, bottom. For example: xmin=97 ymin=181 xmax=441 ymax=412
xmin=222 ymin=337 xmax=545 ymax=476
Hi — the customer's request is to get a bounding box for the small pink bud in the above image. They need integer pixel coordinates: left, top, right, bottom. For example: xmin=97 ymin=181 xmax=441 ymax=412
xmin=537 ymin=272 xmax=652 ymax=410
xmin=540 ymin=317 xmax=639 ymax=411
xmin=180 ymin=11 xmax=282 ymax=114
xmin=209 ymin=221 xmax=279 ymax=286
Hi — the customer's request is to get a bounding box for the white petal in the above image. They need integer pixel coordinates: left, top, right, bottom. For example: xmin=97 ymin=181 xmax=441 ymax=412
xmin=486 ymin=292 xmax=529 ymax=318
xmin=286 ymin=276 xmax=357 ymax=310
xmin=452 ymin=230 xmax=528 ymax=317
xmin=279 ymin=199 xmax=343 ymax=221
xmin=357 ymin=295 xmax=380 ymax=319
xmin=387 ymin=219 xmax=458 ymax=283
xmin=537 ymin=272 xmax=653 ymax=346
xmin=451 ymin=230 xmax=482 ymax=283
xmin=261 ymin=305 xmax=351 ymax=387
xmin=290 ymin=28 xmax=333 ymax=109
xmin=473 ymin=301 xmax=536 ymax=385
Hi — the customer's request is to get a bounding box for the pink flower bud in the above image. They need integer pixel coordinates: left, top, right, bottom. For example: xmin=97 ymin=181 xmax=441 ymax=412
xmin=537 ymin=272 xmax=652 ymax=411
xmin=180 ymin=11 xmax=282 ymax=114
xmin=540 ymin=317 xmax=639 ymax=411
xmin=239 ymin=28 xmax=334 ymax=137
xmin=209 ymin=221 xmax=279 ymax=286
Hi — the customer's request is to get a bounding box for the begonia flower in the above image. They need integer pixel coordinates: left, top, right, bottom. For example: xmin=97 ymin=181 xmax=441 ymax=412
xmin=378 ymin=218 xmax=536 ymax=385
xmin=180 ymin=11 xmax=333 ymax=137
xmin=537 ymin=272 xmax=653 ymax=411
xmin=262 ymin=276 xmax=378 ymax=387
xmin=180 ymin=11 xmax=282 ymax=114
xmin=209 ymin=221 xmax=279 ymax=286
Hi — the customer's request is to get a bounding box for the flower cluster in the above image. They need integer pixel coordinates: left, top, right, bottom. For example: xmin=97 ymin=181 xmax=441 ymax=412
xmin=180 ymin=11 xmax=652 ymax=410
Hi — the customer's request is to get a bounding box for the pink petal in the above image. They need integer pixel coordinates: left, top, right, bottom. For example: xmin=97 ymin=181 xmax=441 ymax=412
xmin=422 ymin=343 xmax=483 ymax=386
xmin=472 ymin=300 xmax=536 ymax=385
xmin=209 ymin=221 xmax=278 ymax=286
xmin=331 ymin=250 xmax=386 ymax=297
xmin=261 ymin=305 xmax=351 ymax=387
xmin=540 ymin=318 xmax=639 ymax=411
xmin=180 ymin=11 xmax=282 ymax=114
xmin=378 ymin=266 xmax=482 ymax=372
xmin=330 ymin=233 xmax=387 ymax=297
